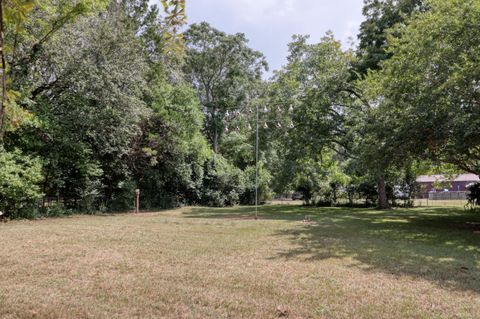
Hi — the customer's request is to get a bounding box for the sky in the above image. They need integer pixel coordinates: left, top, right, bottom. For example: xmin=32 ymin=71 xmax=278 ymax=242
xmin=151 ymin=0 xmax=363 ymax=76
xmin=154 ymin=0 xmax=365 ymax=75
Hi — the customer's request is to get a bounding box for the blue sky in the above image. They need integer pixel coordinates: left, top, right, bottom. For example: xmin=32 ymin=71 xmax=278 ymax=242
xmin=153 ymin=0 xmax=365 ymax=74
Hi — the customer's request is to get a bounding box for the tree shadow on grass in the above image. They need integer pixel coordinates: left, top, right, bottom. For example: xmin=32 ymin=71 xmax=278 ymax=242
xmin=273 ymin=207 xmax=480 ymax=294
xmin=184 ymin=205 xmax=370 ymax=221
xmin=186 ymin=205 xmax=480 ymax=293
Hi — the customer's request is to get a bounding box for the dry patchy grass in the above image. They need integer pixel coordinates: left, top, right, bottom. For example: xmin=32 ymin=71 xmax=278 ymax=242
xmin=1 ymin=205 xmax=480 ymax=318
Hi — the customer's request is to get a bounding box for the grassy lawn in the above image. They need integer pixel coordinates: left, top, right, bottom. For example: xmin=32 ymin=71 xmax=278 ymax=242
xmin=1 ymin=205 xmax=480 ymax=318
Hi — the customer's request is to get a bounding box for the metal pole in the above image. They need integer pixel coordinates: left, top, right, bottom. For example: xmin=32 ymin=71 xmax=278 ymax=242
xmin=255 ymin=105 xmax=259 ymax=220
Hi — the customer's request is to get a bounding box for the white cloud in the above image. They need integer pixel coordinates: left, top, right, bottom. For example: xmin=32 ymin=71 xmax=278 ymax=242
xmin=196 ymin=0 xmax=296 ymax=23
xmin=158 ymin=0 xmax=365 ymax=73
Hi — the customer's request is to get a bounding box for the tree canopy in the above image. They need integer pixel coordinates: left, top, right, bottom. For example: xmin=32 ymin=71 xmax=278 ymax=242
xmin=0 ymin=0 xmax=478 ymax=217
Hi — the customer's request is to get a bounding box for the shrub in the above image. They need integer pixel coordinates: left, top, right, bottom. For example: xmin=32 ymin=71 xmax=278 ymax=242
xmin=107 ymin=179 xmax=137 ymax=212
xmin=467 ymin=183 xmax=480 ymax=207
xmin=45 ymin=203 xmax=73 ymax=217
xmin=200 ymin=155 xmax=245 ymax=207
xmin=0 ymin=148 xmax=43 ymax=218
xmin=13 ymin=207 xmax=40 ymax=220
xmin=240 ymin=164 xmax=272 ymax=205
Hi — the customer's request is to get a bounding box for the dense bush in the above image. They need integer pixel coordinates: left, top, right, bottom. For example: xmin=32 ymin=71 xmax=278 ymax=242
xmin=467 ymin=183 xmax=480 ymax=207
xmin=240 ymin=164 xmax=272 ymax=205
xmin=45 ymin=203 xmax=73 ymax=217
xmin=199 ymin=156 xmax=246 ymax=207
xmin=0 ymin=148 xmax=43 ymax=218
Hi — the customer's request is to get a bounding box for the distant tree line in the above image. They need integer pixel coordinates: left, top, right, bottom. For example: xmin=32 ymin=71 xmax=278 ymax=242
xmin=0 ymin=0 xmax=478 ymax=218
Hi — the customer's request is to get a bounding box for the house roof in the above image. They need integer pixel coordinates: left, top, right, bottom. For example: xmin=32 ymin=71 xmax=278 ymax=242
xmin=416 ymin=174 xmax=480 ymax=183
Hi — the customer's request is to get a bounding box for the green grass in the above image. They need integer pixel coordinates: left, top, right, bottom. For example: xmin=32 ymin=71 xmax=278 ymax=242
xmin=1 ymin=205 xmax=480 ymax=318
xmin=414 ymin=199 xmax=469 ymax=207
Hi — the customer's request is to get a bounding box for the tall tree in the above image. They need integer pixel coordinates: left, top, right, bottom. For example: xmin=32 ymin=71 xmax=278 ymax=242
xmin=370 ymin=0 xmax=480 ymax=175
xmin=183 ymin=22 xmax=267 ymax=153
xmin=269 ymin=34 xmax=360 ymax=203
xmin=354 ymin=0 xmax=425 ymax=208
xmin=357 ymin=0 xmax=425 ymax=74
xmin=0 ymin=0 xmax=109 ymax=138
xmin=6 ymin=1 xmax=148 ymax=210
xmin=0 ymin=0 xmax=34 ymax=137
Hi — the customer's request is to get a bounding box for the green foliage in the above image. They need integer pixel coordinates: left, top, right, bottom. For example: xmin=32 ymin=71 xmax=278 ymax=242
xmin=467 ymin=183 xmax=480 ymax=208
xmin=276 ymin=33 xmax=358 ymax=159
xmin=219 ymin=132 xmax=254 ymax=170
xmin=327 ymin=164 xmax=351 ymax=204
xmin=0 ymin=147 xmax=43 ymax=217
xmin=133 ymin=75 xmax=210 ymax=209
xmin=350 ymin=0 xmax=428 ymax=209
xmin=200 ymin=155 xmax=246 ymax=207
xmin=160 ymin=0 xmax=186 ymax=56
xmin=22 ymin=3 xmax=147 ymax=211
xmin=45 ymin=203 xmax=73 ymax=218
xmin=270 ymin=33 xmax=361 ymax=205
xmin=241 ymin=161 xmax=272 ymax=205
xmin=183 ymin=22 xmax=267 ymax=152
xmin=356 ymin=0 xmax=425 ymax=75
xmin=290 ymin=154 xmax=349 ymax=206
xmin=2 ymin=0 xmax=479 ymax=216
xmin=1 ymin=0 xmax=109 ymax=133
xmin=370 ymin=0 xmax=480 ymax=175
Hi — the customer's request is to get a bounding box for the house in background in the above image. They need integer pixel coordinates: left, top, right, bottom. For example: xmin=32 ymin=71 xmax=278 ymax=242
xmin=416 ymin=174 xmax=480 ymax=199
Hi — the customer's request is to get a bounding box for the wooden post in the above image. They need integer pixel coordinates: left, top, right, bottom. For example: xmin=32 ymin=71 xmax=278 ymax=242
xmin=135 ymin=189 xmax=140 ymax=214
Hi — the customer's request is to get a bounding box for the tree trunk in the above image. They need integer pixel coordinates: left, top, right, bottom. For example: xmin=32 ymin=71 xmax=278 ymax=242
xmin=211 ymin=103 xmax=219 ymax=153
xmin=213 ymin=127 xmax=218 ymax=153
xmin=347 ymin=187 xmax=354 ymax=206
xmin=377 ymin=175 xmax=390 ymax=209
xmin=0 ymin=0 xmax=6 ymax=139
